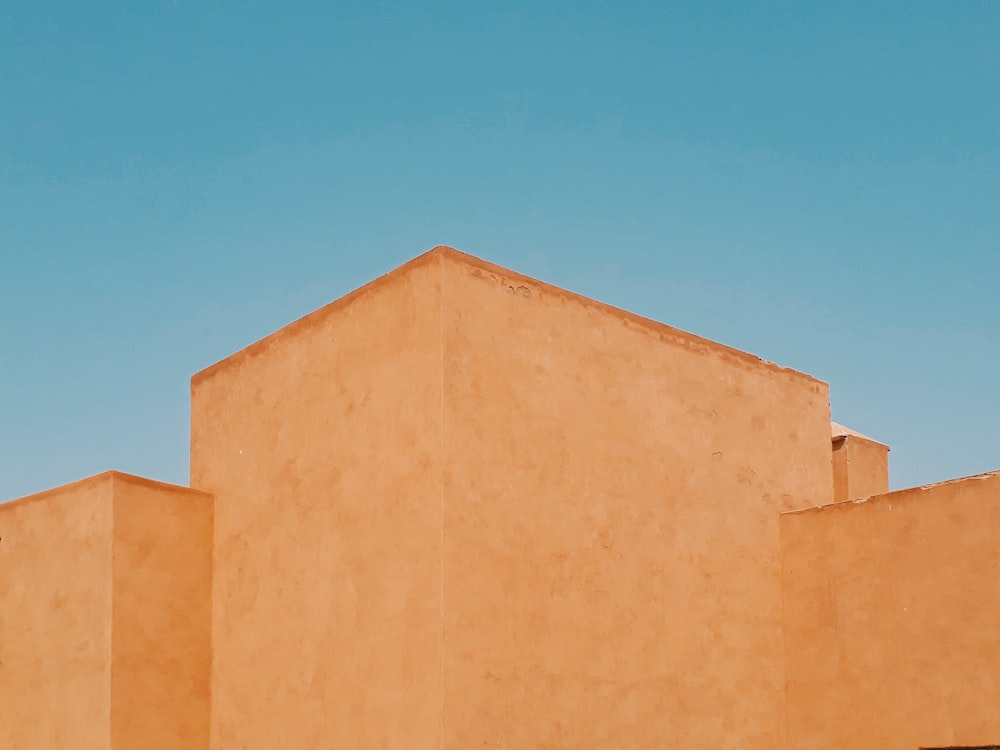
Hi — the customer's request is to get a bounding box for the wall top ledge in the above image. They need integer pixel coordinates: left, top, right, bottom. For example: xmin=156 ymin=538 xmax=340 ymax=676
xmin=0 ymin=470 xmax=210 ymax=510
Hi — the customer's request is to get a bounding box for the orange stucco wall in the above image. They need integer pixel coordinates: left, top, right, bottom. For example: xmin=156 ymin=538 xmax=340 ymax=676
xmin=110 ymin=473 xmax=212 ymax=750
xmin=439 ymin=252 xmax=833 ymax=748
xmin=0 ymin=472 xmax=211 ymax=750
xmin=782 ymin=472 xmax=1000 ymax=749
xmin=192 ymin=247 xmax=833 ymax=749
xmin=191 ymin=252 xmax=444 ymax=748
xmin=0 ymin=475 xmax=113 ymax=750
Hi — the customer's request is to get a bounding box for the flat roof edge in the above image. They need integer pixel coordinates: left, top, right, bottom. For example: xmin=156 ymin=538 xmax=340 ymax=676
xmin=1 ymin=470 xmax=209 ymax=509
xmin=192 ymin=245 xmax=826 ymax=389
xmin=109 ymin=471 xmax=212 ymax=498
xmin=443 ymin=247 xmax=826 ymax=387
xmin=782 ymin=468 xmax=1000 ymax=516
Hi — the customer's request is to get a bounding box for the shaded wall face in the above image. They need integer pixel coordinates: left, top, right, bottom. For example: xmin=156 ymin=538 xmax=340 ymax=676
xmin=110 ymin=476 xmax=212 ymax=750
xmin=782 ymin=473 xmax=1000 ymax=749
xmin=0 ymin=479 xmax=113 ymax=750
xmin=439 ymin=259 xmax=833 ymax=748
xmin=831 ymin=435 xmax=889 ymax=501
xmin=191 ymin=256 xmax=444 ymax=750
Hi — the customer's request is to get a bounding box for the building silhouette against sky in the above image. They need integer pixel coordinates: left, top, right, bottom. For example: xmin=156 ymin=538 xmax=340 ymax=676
xmin=2 ymin=247 xmax=998 ymax=749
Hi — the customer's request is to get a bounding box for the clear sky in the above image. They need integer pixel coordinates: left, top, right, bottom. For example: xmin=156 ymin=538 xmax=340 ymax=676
xmin=2 ymin=1 xmax=998 ymax=500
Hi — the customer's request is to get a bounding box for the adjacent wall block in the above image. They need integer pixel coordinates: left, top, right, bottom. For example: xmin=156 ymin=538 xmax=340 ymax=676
xmin=0 ymin=472 xmax=212 ymax=750
xmin=782 ymin=472 xmax=1000 ymax=750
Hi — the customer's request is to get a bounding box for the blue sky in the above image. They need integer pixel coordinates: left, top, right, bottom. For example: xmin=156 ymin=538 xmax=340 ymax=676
xmin=2 ymin=1 xmax=998 ymax=500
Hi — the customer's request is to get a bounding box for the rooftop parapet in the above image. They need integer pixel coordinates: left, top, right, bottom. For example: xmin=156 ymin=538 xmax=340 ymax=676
xmin=831 ymin=421 xmax=890 ymax=501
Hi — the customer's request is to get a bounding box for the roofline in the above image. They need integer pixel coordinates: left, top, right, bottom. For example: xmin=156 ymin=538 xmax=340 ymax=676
xmin=191 ymin=247 xmax=445 ymax=386
xmin=1 ymin=470 xmax=209 ymax=509
xmin=443 ymin=247 xmax=826 ymax=387
xmin=782 ymin=468 xmax=1000 ymax=516
xmin=192 ymin=245 xmax=827 ymax=389
xmin=831 ymin=421 xmax=888 ymax=447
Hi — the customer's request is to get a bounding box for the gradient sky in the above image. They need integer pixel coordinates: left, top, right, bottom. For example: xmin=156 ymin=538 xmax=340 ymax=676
xmin=2 ymin=1 xmax=998 ymax=501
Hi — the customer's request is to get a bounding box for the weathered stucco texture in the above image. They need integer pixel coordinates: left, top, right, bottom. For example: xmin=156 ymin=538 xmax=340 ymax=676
xmin=191 ymin=253 xmax=445 ymax=749
xmin=782 ymin=472 xmax=1000 ymax=749
xmin=191 ymin=247 xmax=833 ymax=749
xmin=0 ymin=475 xmax=113 ymax=750
xmin=439 ymin=252 xmax=833 ymax=748
xmin=0 ymin=471 xmax=211 ymax=750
